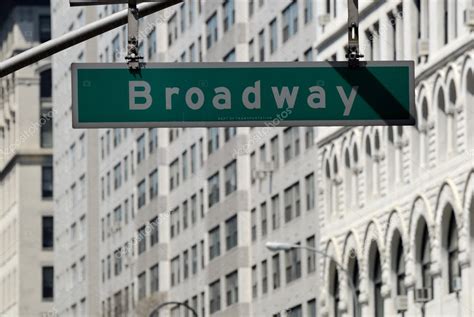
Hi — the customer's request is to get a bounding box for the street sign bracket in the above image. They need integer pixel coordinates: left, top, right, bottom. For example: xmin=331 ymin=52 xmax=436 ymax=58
xmin=125 ymin=0 xmax=144 ymax=70
xmin=346 ymin=0 xmax=364 ymax=68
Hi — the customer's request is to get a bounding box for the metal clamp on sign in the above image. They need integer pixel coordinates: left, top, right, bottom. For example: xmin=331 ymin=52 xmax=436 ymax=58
xmin=346 ymin=0 xmax=364 ymax=68
xmin=125 ymin=0 xmax=143 ymax=70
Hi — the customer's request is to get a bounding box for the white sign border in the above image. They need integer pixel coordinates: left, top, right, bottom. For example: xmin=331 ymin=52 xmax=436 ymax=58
xmin=71 ymin=61 xmax=416 ymax=128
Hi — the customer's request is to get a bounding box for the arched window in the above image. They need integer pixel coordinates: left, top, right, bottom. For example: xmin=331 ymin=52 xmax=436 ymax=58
xmin=333 ymin=156 xmax=339 ymax=214
xmin=365 ymin=136 xmax=373 ymax=200
xmin=448 ymin=80 xmax=457 ymax=154
xmin=352 ymin=143 xmax=359 ymax=207
xmin=387 ymin=127 xmax=396 ymax=188
xmin=397 ymin=127 xmax=404 ymax=182
xmin=437 ymin=87 xmax=448 ymax=162
xmin=395 ymin=239 xmax=406 ymax=295
xmin=333 ymin=268 xmax=341 ymax=317
xmin=418 ymin=221 xmax=432 ymax=295
xmin=447 ymin=210 xmax=460 ymax=293
xmin=349 ymin=257 xmax=361 ymax=317
xmin=372 ymin=249 xmax=384 ymax=317
xmin=420 ymin=98 xmax=430 ymax=166
xmin=373 ymin=131 xmax=381 ymax=194
xmin=467 ymin=69 xmax=474 ymax=148
xmin=325 ymin=160 xmax=333 ymax=216
xmin=344 ymin=148 xmax=352 ymax=209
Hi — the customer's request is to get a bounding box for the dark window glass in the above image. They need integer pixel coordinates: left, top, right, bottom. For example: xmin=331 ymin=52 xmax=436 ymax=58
xmin=42 ymin=216 xmax=54 ymax=249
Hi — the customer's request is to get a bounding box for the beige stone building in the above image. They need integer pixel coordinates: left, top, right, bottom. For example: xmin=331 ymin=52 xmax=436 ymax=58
xmin=0 ymin=0 xmax=55 ymax=315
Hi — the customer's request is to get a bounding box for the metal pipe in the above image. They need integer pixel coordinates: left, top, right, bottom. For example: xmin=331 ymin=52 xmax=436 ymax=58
xmin=0 ymin=0 xmax=182 ymax=77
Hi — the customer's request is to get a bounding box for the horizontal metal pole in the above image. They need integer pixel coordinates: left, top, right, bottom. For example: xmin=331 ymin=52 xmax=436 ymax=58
xmin=0 ymin=0 xmax=182 ymax=77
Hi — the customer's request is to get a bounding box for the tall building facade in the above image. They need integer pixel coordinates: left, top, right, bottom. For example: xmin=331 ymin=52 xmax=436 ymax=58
xmin=316 ymin=1 xmax=474 ymax=317
xmin=51 ymin=1 xmax=100 ymax=316
xmin=0 ymin=0 xmax=55 ymax=316
xmin=53 ymin=1 xmax=320 ymax=316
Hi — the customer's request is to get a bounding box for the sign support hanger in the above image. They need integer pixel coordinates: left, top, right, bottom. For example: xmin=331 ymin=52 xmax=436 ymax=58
xmin=125 ymin=0 xmax=143 ymax=70
xmin=346 ymin=0 xmax=364 ymax=68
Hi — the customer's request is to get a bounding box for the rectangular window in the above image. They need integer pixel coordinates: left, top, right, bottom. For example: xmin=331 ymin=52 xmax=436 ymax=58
xmin=147 ymin=28 xmax=157 ymax=59
xmin=170 ymin=207 xmax=180 ymax=238
xmin=284 ymin=182 xmax=301 ymax=222
xmin=171 ymin=256 xmax=180 ymax=286
xmin=270 ymin=18 xmax=278 ymax=54
xmin=111 ymin=35 xmax=120 ymax=63
xmin=137 ymin=134 xmax=146 ymax=164
xmin=208 ymin=172 xmax=220 ymax=208
xmin=182 ymin=150 xmax=188 ymax=181
xmin=149 ymin=169 xmax=158 ymax=200
xmin=138 ymin=272 xmax=146 ymax=300
xmin=42 ymin=266 xmax=54 ymax=300
xmin=252 ymin=265 xmax=257 ymax=298
xmin=209 ymin=226 xmax=221 ymax=260
xmin=114 ymin=163 xmax=122 ymax=190
xmin=206 ymin=13 xmax=218 ymax=49
xmin=40 ymin=107 xmax=53 ymax=148
xmin=271 ymin=136 xmax=279 ymax=168
xmin=137 ymin=179 xmax=146 ymax=209
xmin=182 ymin=200 xmax=188 ymax=229
xmin=190 ymin=144 xmax=197 ymax=174
xmin=150 ymin=264 xmax=159 ymax=293
xmin=209 ymin=279 xmax=221 ymax=314
xmin=305 ymin=127 xmax=314 ymax=148
xmin=191 ymin=194 xmax=197 ymax=224
xmin=250 ymin=151 xmax=256 ymax=184
xmin=150 ymin=217 xmax=159 ymax=246
xmin=287 ymin=304 xmax=302 ymax=317
xmin=304 ymin=0 xmax=313 ymax=24
xmin=271 ymin=194 xmax=280 ymax=230
xmin=207 ymin=128 xmax=219 ymax=154
xmin=249 ymin=0 xmax=254 ymax=17
xmin=282 ymin=1 xmax=299 ymax=42
xmin=192 ymin=245 xmax=198 ymax=274
xmin=149 ymin=128 xmax=158 ymax=153
xmin=188 ymin=44 xmax=196 ymax=63
xmin=170 ymin=158 xmax=180 ymax=191
xmin=249 ymin=39 xmax=255 ymax=62
xmin=307 ymin=299 xmax=317 ymax=317
xmin=114 ymin=248 xmax=122 ymax=276
xmin=183 ymin=250 xmax=189 ymax=279
xmin=285 ymin=245 xmax=302 ymax=283
xmin=180 ymin=2 xmax=186 ymax=31
xmin=42 ymin=216 xmax=54 ymax=249
xmin=262 ymin=260 xmax=268 ymax=294
xmin=305 ymin=173 xmax=315 ymax=211
xmin=304 ymin=48 xmax=313 ymax=61
xmin=42 ymin=166 xmax=53 ymax=198
xmin=307 ymin=235 xmax=316 ymax=274
xmin=168 ymin=14 xmax=178 ymax=46
xmin=223 ymin=0 xmax=235 ymax=32
xmin=39 ymin=15 xmax=51 ymax=43
xmin=261 ymin=202 xmax=268 ymax=236
xmin=225 ymin=215 xmax=238 ymax=250
xmin=138 ymin=226 xmax=146 ymax=254
xmin=272 ymin=254 xmax=280 ymax=289
xmin=225 ymin=271 xmax=238 ymax=306
xmin=284 ymin=127 xmax=300 ymax=162
xmin=258 ymin=30 xmax=265 ymax=61
xmin=251 ymin=208 xmax=257 ymax=241
xmin=224 ymin=128 xmax=236 ymax=141
xmin=199 ymin=138 xmax=204 ymax=166
xmin=224 ymin=160 xmax=237 ymax=195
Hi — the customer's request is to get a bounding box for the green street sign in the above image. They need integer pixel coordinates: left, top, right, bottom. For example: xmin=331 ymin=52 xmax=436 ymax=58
xmin=72 ymin=61 xmax=415 ymax=128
